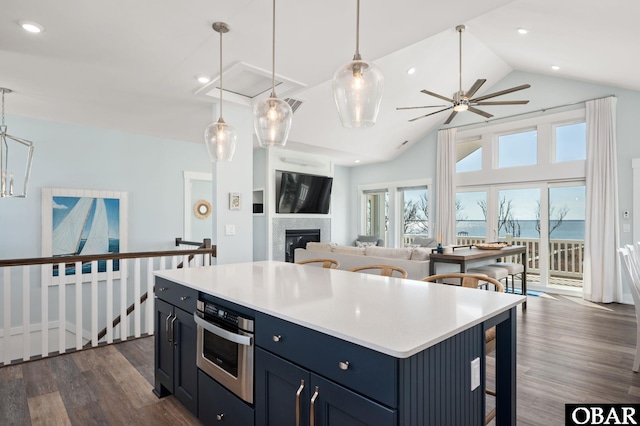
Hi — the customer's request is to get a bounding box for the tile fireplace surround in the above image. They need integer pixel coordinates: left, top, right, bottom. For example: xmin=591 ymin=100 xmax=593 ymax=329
xmin=272 ymin=217 xmax=331 ymax=262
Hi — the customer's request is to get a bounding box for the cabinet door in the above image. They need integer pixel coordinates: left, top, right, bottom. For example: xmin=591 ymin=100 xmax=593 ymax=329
xmin=311 ymin=374 xmax=396 ymax=426
xmin=198 ymin=370 xmax=254 ymax=426
xmin=154 ymin=299 xmax=174 ymax=397
xmin=255 ymin=347 xmax=310 ymax=426
xmin=174 ymin=306 xmax=198 ymax=415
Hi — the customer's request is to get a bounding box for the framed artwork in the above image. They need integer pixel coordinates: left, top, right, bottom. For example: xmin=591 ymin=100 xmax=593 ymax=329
xmin=42 ymin=188 xmax=128 ymax=284
xmin=229 ymin=192 xmax=240 ymax=210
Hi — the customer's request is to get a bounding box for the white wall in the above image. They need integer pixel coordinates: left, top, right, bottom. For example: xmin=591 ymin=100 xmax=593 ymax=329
xmin=0 ymin=114 xmax=212 ymax=259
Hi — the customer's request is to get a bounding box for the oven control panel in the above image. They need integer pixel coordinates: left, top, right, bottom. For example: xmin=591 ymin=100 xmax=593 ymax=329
xmin=196 ymin=299 xmax=254 ymax=332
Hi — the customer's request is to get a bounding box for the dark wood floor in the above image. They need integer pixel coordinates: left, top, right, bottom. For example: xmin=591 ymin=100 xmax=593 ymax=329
xmin=1 ymin=294 xmax=639 ymax=425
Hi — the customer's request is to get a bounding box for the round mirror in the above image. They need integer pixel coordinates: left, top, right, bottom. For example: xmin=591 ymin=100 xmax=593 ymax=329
xmin=194 ymin=199 xmax=212 ymax=219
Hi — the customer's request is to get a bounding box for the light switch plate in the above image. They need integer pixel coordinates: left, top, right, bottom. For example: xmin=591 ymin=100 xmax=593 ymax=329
xmin=225 ymin=225 xmax=236 ymax=236
xmin=623 ymin=223 xmax=631 ymax=233
xmin=471 ymin=357 xmax=480 ymax=390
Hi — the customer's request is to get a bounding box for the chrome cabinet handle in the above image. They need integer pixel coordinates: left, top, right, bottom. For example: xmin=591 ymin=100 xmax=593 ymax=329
xmin=216 ymin=413 xmax=224 ymax=421
xmin=310 ymin=386 xmax=319 ymax=426
xmin=180 ymin=296 xmax=189 ymax=301
xmin=170 ymin=315 xmax=178 ymax=347
xmin=165 ymin=313 xmax=173 ymax=343
xmin=295 ymin=380 xmax=305 ymax=426
xmin=272 ymin=335 xmax=282 ymax=342
xmin=338 ymin=361 xmax=350 ymax=370
xmin=158 ymin=287 xmax=167 ymax=292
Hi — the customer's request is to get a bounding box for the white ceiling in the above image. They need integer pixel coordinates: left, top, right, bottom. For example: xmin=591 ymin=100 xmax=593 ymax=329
xmin=1 ymin=0 xmax=637 ymax=166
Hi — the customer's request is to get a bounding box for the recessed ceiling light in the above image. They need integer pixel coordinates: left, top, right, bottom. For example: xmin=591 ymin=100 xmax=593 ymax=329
xmin=196 ymin=75 xmax=211 ymax=84
xmin=407 ymin=67 xmax=416 ymax=75
xmin=551 ymin=65 xmax=560 ymax=71
xmin=20 ymin=21 xmax=44 ymax=33
xmin=517 ymin=28 xmax=528 ymax=35
xmin=354 ymin=159 xmax=361 ymax=163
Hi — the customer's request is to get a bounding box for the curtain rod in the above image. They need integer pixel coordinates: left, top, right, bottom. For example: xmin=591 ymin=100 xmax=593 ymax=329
xmin=441 ymin=94 xmax=616 ymax=131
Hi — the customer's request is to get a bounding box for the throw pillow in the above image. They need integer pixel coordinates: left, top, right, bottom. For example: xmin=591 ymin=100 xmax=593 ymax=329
xmin=356 ymin=235 xmax=380 ymax=245
xmin=410 ymin=248 xmax=431 ymax=261
xmin=305 ymin=242 xmax=336 ymax=252
xmin=411 ymin=236 xmax=438 ymax=248
xmin=355 ymin=240 xmax=377 ymax=248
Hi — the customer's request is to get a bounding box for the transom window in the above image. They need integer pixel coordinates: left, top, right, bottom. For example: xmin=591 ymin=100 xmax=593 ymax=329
xmin=555 ymin=122 xmax=586 ymax=162
xmin=497 ymin=129 xmax=537 ymax=168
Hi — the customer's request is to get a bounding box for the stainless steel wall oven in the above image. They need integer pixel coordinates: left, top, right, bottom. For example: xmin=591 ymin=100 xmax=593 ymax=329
xmin=194 ymin=299 xmax=254 ymax=404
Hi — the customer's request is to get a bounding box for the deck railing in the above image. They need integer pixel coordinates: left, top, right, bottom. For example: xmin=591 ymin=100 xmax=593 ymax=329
xmin=0 ymin=240 xmax=215 ymax=366
xmin=403 ymin=234 xmax=584 ymax=279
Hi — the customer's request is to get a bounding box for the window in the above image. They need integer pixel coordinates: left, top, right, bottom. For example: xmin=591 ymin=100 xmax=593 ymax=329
xmin=498 ymin=130 xmax=537 ymax=168
xmin=555 ymin=122 xmax=586 ymax=162
xmin=401 ymin=187 xmax=429 ymax=237
xmin=456 ymin=139 xmax=482 ymax=172
xmin=456 ymin=191 xmax=487 ymax=238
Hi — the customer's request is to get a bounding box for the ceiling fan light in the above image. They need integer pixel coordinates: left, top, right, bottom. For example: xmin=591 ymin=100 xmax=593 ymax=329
xmin=204 ymin=118 xmax=237 ymax=162
xmin=332 ymin=59 xmax=384 ymax=128
xmin=453 ymin=104 xmax=469 ymax=112
xmin=253 ymin=97 xmax=293 ymax=148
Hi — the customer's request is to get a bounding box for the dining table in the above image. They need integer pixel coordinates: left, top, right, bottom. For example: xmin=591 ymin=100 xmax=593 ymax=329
xmin=429 ymin=244 xmax=528 ymax=310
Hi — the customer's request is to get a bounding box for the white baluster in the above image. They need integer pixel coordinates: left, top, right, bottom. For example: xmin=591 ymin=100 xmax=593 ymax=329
xmin=120 ymin=259 xmax=128 ymax=341
xmin=146 ymin=257 xmax=154 ymax=335
xmin=75 ymin=261 xmax=82 ymax=350
xmin=3 ymin=268 xmax=11 ymax=365
xmin=106 ymin=259 xmax=113 ymax=344
xmin=134 ymin=258 xmax=141 ymax=338
xmin=23 ymin=266 xmax=30 ymax=362
xmin=59 ymin=263 xmax=66 ymax=355
xmin=91 ymin=261 xmax=98 ymax=347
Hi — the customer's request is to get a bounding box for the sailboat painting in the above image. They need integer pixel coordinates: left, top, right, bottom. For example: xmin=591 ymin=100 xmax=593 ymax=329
xmin=51 ymin=195 xmax=120 ymax=276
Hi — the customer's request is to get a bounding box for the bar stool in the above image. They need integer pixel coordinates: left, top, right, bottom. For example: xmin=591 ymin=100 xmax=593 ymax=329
xmin=486 ymin=262 xmax=524 ymax=294
xmin=467 ymin=265 xmax=508 ymax=291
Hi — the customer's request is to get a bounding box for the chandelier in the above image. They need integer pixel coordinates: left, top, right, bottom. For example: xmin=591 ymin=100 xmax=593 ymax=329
xmin=0 ymin=88 xmax=35 ymax=198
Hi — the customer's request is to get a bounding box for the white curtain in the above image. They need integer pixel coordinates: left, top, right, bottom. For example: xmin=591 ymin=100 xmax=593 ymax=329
xmin=583 ymin=97 xmax=622 ymax=303
xmin=435 ymin=128 xmax=457 ymax=246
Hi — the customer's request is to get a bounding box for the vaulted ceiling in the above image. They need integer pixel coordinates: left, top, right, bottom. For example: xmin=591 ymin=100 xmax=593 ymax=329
xmin=1 ymin=0 xmax=637 ymax=166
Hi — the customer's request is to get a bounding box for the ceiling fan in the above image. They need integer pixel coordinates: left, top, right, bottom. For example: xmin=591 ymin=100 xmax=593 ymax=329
xmin=397 ymin=25 xmax=531 ymax=125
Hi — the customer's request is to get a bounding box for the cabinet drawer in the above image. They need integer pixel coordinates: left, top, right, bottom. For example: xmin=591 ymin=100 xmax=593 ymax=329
xmin=155 ymin=278 xmax=197 ymax=313
xmin=256 ymin=312 xmax=397 ymax=408
xmin=198 ymin=370 xmax=254 ymax=426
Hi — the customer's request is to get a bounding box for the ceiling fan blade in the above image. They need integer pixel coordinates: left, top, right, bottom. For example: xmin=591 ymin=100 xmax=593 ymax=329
xmin=467 ymin=106 xmax=493 ymax=119
xmin=408 ymin=106 xmax=453 ymax=122
xmin=474 ymin=100 xmax=530 ymax=106
xmin=396 ymin=105 xmax=448 ymax=110
xmin=465 ymin=79 xmax=486 ymax=98
xmin=470 ymin=84 xmax=531 ymax=102
xmin=443 ymin=110 xmax=459 ymax=125
xmin=420 ymin=89 xmax=454 ymax=103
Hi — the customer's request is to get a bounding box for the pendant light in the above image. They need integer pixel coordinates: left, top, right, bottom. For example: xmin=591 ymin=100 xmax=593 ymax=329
xmin=253 ymin=0 xmax=293 ymax=148
xmin=0 ymin=88 xmax=35 ymax=198
xmin=204 ymin=22 xmax=237 ymax=162
xmin=332 ymin=0 xmax=384 ymax=128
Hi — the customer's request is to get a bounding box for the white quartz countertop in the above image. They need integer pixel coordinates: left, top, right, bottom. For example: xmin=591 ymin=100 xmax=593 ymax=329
xmin=154 ymin=261 xmax=525 ymax=358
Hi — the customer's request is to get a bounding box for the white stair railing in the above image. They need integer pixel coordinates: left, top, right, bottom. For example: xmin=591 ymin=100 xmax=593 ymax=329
xmin=0 ymin=243 xmax=214 ymax=366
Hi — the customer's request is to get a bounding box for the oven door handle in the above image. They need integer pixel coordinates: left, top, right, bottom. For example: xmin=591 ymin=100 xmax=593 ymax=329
xmin=193 ymin=313 xmax=252 ymax=346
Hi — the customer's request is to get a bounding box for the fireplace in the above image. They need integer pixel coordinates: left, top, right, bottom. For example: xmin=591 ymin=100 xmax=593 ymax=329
xmin=285 ymin=229 xmax=320 ymax=263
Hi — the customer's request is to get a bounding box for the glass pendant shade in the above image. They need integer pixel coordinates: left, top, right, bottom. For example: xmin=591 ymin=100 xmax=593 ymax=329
xmin=332 ymin=59 xmax=384 ymax=128
xmin=204 ymin=118 xmax=237 ymax=162
xmin=253 ymin=96 xmax=293 ymax=148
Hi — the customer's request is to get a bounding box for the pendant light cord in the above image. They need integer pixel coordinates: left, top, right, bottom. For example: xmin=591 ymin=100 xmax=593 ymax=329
xmin=271 ymin=0 xmax=276 ymax=97
xmin=354 ymin=0 xmax=361 ymax=60
xmin=219 ymin=29 xmax=224 ymax=119
xmin=1 ymin=90 xmax=5 ymax=128
xmin=458 ymin=27 xmax=463 ymax=93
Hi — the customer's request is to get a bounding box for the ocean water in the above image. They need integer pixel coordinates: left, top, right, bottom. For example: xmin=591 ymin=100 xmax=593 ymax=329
xmin=53 ymin=239 xmax=120 ymax=276
xmin=456 ymin=220 xmax=584 ymax=240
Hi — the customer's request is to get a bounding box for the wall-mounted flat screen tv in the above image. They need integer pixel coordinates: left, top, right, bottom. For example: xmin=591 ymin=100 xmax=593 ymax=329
xmin=276 ymin=170 xmax=333 ymax=214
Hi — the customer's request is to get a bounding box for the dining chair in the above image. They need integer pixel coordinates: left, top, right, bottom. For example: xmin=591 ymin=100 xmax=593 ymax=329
xmin=421 ymin=272 xmax=504 ymax=423
xmin=617 ymin=247 xmax=640 ymax=372
xmin=348 ymin=264 xmax=408 ymax=279
xmin=295 ymin=258 xmax=340 ymax=269
xmin=486 ymin=261 xmax=525 ymax=293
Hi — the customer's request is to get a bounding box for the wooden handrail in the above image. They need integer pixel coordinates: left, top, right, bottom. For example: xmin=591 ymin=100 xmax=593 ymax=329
xmin=0 ymin=246 xmax=216 ymax=268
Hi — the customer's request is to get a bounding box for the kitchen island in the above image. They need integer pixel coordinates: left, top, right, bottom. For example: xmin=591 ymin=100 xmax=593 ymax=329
xmin=154 ymin=260 xmax=525 ymax=425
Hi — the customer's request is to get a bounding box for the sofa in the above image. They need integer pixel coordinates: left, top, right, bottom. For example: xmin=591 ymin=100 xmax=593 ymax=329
xmin=294 ymin=242 xmax=437 ymax=280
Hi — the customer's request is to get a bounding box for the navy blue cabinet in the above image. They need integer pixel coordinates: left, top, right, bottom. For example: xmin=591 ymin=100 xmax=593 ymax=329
xmin=255 ymin=348 xmax=396 ymax=426
xmin=199 ymin=370 xmax=254 ymax=426
xmin=154 ymin=288 xmax=198 ymax=415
